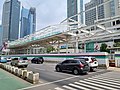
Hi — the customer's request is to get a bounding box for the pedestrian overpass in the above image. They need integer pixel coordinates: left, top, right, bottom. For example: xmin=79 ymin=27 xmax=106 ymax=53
xmin=6 ymin=15 xmax=120 ymax=54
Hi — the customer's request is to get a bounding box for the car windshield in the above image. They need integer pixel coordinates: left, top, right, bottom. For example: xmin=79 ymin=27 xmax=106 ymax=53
xmin=91 ymin=58 xmax=97 ymax=61
xmin=78 ymin=59 xmax=88 ymax=65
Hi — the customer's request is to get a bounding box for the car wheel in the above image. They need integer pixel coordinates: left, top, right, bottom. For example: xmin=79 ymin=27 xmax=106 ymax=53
xmin=73 ymin=68 xmax=79 ymax=75
xmin=56 ymin=66 xmax=61 ymax=72
xmin=90 ymin=68 xmax=94 ymax=72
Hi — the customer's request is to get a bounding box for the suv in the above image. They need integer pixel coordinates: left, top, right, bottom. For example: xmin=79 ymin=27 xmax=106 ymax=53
xmin=11 ymin=57 xmax=29 ymax=67
xmin=55 ymin=59 xmax=90 ymax=75
xmin=74 ymin=57 xmax=98 ymax=71
xmin=31 ymin=57 xmax=44 ymax=64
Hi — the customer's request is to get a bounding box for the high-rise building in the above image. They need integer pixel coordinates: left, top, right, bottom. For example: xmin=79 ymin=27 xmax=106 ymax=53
xmin=85 ymin=0 xmax=104 ymax=26
xmin=67 ymin=0 xmax=83 ymax=24
xmin=85 ymin=0 xmax=120 ymax=26
xmin=28 ymin=7 xmax=36 ymax=34
xmin=20 ymin=7 xmax=29 ymax=38
xmin=2 ymin=0 xmax=20 ymax=42
xmin=20 ymin=7 xmax=36 ymax=38
xmin=0 ymin=25 xmax=3 ymax=48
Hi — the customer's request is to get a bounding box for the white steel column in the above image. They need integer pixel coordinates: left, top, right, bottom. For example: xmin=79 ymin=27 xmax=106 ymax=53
xmin=76 ymin=36 xmax=79 ymax=53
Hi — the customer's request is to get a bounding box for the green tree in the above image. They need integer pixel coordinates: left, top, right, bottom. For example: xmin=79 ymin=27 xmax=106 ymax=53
xmin=100 ymin=43 xmax=107 ymax=52
xmin=46 ymin=46 xmax=55 ymax=53
xmin=113 ymin=42 xmax=120 ymax=47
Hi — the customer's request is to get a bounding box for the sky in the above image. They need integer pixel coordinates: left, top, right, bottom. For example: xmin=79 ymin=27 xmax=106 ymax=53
xmin=0 ymin=0 xmax=90 ymax=30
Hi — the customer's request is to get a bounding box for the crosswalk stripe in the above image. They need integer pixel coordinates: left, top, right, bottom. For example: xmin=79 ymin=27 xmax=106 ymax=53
xmin=85 ymin=79 xmax=119 ymax=90
xmin=79 ymin=80 xmax=118 ymax=90
xmin=69 ymin=83 xmax=90 ymax=90
xmin=74 ymin=82 xmax=103 ymax=90
xmin=54 ymin=87 xmax=65 ymax=90
xmin=62 ymin=85 xmax=78 ymax=90
xmin=88 ymin=78 xmax=120 ymax=86
xmin=91 ymin=76 xmax=120 ymax=82
xmin=93 ymin=75 xmax=120 ymax=80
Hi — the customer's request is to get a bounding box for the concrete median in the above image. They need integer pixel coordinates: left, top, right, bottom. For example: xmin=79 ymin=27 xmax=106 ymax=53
xmin=23 ymin=71 xmax=33 ymax=79
xmin=0 ymin=63 xmax=40 ymax=84
xmin=27 ymin=72 xmax=39 ymax=84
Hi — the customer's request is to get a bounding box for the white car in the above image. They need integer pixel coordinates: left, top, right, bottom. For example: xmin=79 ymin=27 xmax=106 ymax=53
xmin=11 ymin=57 xmax=29 ymax=67
xmin=74 ymin=57 xmax=98 ymax=71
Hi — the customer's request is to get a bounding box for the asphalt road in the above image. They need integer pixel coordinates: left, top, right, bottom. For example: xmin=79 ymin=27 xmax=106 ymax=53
xmin=19 ymin=62 xmax=110 ymax=90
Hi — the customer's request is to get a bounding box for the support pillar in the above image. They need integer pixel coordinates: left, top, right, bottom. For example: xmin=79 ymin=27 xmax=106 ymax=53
xmin=76 ymin=37 xmax=79 ymax=53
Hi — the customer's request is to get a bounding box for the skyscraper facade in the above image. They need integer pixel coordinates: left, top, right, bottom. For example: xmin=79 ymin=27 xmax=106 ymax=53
xmin=85 ymin=0 xmax=104 ymax=26
xmin=85 ymin=0 xmax=120 ymax=26
xmin=20 ymin=7 xmax=29 ymax=38
xmin=0 ymin=25 xmax=3 ymax=47
xmin=67 ymin=0 xmax=83 ymax=24
xmin=20 ymin=7 xmax=36 ymax=38
xmin=28 ymin=7 xmax=36 ymax=34
xmin=2 ymin=0 xmax=20 ymax=42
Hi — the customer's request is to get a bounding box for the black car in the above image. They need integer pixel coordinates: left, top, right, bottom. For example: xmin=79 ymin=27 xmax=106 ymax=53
xmin=55 ymin=59 xmax=90 ymax=75
xmin=31 ymin=57 xmax=44 ymax=64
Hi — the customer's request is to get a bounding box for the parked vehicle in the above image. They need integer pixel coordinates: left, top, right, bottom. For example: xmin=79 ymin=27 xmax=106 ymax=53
xmin=11 ymin=57 xmax=29 ymax=67
xmin=31 ymin=57 xmax=44 ymax=64
xmin=55 ymin=59 xmax=90 ymax=75
xmin=0 ymin=57 xmax=7 ymax=63
xmin=7 ymin=57 xmax=11 ymax=62
xmin=74 ymin=57 xmax=98 ymax=71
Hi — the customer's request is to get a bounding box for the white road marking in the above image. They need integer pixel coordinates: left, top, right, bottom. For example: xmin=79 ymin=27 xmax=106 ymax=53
xmin=86 ymin=78 xmax=120 ymax=88
xmin=93 ymin=75 xmax=120 ymax=80
xmin=88 ymin=77 xmax=120 ymax=83
xmin=81 ymin=79 xmax=118 ymax=90
xmin=18 ymin=76 xmax=79 ymax=90
xmin=69 ymin=83 xmax=90 ymax=90
xmin=55 ymin=87 xmax=65 ymax=90
xmin=74 ymin=82 xmax=103 ymax=90
xmin=63 ymin=85 xmax=78 ymax=90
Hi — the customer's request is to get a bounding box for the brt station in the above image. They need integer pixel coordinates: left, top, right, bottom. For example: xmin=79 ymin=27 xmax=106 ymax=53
xmin=5 ymin=15 xmax=120 ymax=68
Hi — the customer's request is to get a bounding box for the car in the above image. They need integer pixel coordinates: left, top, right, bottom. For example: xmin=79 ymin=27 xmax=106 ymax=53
xmin=74 ymin=56 xmax=98 ymax=71
xmin=0 ymin=57 xmax=7 ymax=63
xmin=11 ymin=57 xmax=29 ymax=67
xmin=55 ymin=59 xmax=90 ymax=75
xmin=31 ymin=57 xmax=44 ymax=64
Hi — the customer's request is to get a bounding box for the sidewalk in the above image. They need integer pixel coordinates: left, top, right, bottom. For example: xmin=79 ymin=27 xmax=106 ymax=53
xmin=107 ymin=67 xmax=120 ymax=71
xmin=0 ymin=68 xmax=31 ymax=90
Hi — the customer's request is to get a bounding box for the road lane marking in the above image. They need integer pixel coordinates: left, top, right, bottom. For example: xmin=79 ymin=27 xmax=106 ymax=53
xmin=92 ymin=77 xmax=120 ymax=83
xmin=69 ymin=83 xmax=90 ymax=90
xmin=55 ymin=87 xmax=65 ymax=90
xmin=18 ymin=76 xmax=80 ymax=90
xmin=63 ymin=85 xmax=78 ymax=90
xmin=74 ymin=82 xmax=103 ymax=90
xmin=80 ymin=80 xmax=118 ymax=90
xmin=86 ymin=78 xmax=120 ymax=88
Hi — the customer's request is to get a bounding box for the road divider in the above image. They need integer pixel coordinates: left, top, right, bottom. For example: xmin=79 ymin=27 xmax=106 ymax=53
xmin=0 ymin=63 xmax=39 ymax=84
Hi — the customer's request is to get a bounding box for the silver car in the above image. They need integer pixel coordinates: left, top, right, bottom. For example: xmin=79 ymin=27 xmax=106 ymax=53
xmin=11 ymin=57 xmax=29 ymax=67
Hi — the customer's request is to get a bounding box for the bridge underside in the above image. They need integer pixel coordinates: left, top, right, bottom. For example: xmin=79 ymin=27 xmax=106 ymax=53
xmin=9 ymin=33 xmax=72 ymax=49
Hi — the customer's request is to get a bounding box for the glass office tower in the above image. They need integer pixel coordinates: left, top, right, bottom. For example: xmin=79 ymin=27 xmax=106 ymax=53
xmin=20 ymin=7 xmax=29 ymax=38
xmin=2 ymin=0 xmax=20 ymax=42
xmin=0 ymin=25 xmax=3 ymax=47
xmin=20 ymin=7 xmax=36 ymax=38
xmin=67 ymin=0 xmax=83 ymax=24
